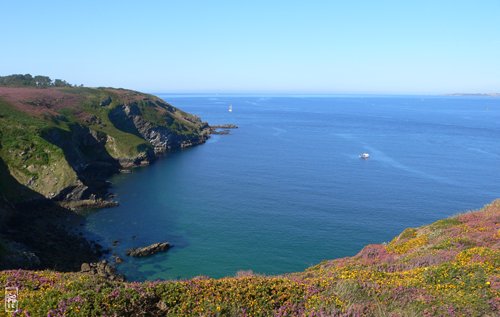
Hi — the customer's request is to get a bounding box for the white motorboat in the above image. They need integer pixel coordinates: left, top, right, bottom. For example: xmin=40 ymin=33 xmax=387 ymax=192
xmin=359 ymin=152 xmax=370 ymax=159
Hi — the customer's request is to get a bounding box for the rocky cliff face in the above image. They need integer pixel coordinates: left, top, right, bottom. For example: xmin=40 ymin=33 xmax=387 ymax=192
xmin=0 ymin=86 xmax=210 ymax=208
xmin=108 ymin=100 xmax=210 ymax=155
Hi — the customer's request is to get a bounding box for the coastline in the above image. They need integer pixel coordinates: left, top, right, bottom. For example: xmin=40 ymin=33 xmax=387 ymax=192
xmin=0 ymin=130 xmax=211 ymax=275
xmin=1 ymin=119 xmax=242 ymax=275
xmin=0 ymin=85 xmax=220 ymax=273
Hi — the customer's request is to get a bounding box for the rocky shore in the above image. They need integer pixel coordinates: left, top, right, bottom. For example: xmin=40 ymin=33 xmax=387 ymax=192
xmin=210 ymin=124 xmax=238 ymax=129
xmin=209 ymin=124 xmax=238 ymax=135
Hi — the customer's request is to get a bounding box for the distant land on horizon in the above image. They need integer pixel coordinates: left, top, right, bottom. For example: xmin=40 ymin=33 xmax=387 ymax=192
xmin=447 ymin=92 xmax=500 ymax=97
xmin=149 ymin=91 xmax=500 ymax=97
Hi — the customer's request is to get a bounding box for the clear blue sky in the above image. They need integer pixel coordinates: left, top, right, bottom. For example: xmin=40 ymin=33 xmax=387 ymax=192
xmin=1 ymin=0 xmax=499 ymax=93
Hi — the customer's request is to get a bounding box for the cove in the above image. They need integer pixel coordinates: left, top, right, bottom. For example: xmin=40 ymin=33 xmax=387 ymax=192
xmin=83 ymin=95 xmax=500 ymax=281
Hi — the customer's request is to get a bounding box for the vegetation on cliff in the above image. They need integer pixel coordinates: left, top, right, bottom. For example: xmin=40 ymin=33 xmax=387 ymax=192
xmin=1 ymin=201 xmax=498 ymax=316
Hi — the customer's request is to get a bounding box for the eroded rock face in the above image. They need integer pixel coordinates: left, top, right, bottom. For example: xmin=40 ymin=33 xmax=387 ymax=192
xmin=126 ymin=242 xmax=170 ymax=257
xmin=109 ymin=101 xmax=210 ymax=155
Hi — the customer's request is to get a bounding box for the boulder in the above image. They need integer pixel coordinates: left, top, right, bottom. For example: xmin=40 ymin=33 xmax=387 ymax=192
xmin=80 ymin=260 xmax=124 ymax=281
xmin=126 ymin=242 xmax=170 ymax=257
xmin=80 ymin=262 xmax=91 ymax=272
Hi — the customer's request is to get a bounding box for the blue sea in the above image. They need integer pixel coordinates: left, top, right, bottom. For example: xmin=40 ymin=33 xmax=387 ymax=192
xmin=83 ymin=95 xmax=500 ymax=281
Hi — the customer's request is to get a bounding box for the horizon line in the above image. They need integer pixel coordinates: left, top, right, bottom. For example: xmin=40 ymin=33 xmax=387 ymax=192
xmin=145 ymin=90 xmax=500 ymax=97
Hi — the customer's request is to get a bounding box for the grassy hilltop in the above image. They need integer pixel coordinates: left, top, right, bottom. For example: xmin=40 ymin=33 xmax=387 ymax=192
xmin=0 ymin=201 xmax=498 ymax=316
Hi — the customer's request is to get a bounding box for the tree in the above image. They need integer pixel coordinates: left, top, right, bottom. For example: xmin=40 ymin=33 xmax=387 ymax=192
xmin=33 ymin=75 xmax=52 ymax=88
xmin=0 ymin=74 xmax=72 ymax=88
xmin=53 ymin=79 xmax=71 ymax=87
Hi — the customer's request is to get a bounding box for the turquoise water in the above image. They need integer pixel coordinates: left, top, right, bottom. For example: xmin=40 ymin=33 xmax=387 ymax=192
xmin=83 ymin=95 xmax=500 ymax=281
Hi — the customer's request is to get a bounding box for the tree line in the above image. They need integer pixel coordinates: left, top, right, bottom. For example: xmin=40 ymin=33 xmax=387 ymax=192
xmin=0 ymin=74 xmax=77 ymax=88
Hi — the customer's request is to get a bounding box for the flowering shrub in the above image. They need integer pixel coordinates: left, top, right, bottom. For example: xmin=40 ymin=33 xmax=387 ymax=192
xmin=387 ymin=233 xmax=429 ymax=254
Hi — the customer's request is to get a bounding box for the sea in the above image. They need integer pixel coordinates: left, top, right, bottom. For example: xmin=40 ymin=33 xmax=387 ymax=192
xmin=81 ymin=94 xmax=500 ymax=281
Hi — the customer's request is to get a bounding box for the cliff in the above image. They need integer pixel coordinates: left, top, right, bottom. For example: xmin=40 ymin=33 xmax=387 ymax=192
xmin=0 ymin=86 xmax=210 ymax=207
xmin=0 ymin=201 xmax=498 ymax=316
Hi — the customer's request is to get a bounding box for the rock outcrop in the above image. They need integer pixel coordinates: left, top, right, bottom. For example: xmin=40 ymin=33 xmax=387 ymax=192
xmin=80 ymin=260 xmax=124 ymax=281
xmin=109 ymin=102 xmax=210 ymax=155
xmin=210 ymin=124 xmax=238 ymax=129
xmin=209 ymin=124 xmax=238 ymax=135
xmin=126 ymin=242 xmax=170 ymax=257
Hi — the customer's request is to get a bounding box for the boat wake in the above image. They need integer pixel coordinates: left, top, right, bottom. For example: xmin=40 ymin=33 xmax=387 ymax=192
xmin=363 ymin=146 xmax=460 ymax=186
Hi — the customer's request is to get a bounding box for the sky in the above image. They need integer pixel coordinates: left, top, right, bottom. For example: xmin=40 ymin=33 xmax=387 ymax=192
xmin=1 ymin=0 xmax=499 ymax=94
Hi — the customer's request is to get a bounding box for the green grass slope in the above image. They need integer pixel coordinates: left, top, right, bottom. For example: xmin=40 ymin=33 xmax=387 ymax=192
xmin=1 ymin=201 xmax=498 ymax=316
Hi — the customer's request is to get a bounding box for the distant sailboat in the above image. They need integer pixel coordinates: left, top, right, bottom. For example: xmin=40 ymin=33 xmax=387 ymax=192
xmin=228 ymin=104 xmax=233 ymax=112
